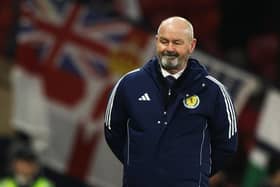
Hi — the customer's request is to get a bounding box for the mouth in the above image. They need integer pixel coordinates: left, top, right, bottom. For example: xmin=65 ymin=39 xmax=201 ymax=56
xmin=162 ymin=51 xmax=179 ymax=57
xmin=163 ymin=55 xmax=177 ymax=59
xmin=161 ymin=55 xmax=178 ymax=62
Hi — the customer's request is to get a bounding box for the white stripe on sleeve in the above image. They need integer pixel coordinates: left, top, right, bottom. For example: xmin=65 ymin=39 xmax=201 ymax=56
xmin=206 ymin=76 xmax=237 ymax=139
xmin=105 ymin=69 xmax=140 ymax=130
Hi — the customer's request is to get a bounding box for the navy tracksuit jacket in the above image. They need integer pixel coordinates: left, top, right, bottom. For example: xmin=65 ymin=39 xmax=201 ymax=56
xmin=105 ymin=57 xmax=238 ymax=187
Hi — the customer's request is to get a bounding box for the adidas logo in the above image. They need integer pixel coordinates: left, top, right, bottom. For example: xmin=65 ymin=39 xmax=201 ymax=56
xmin=138 ymin=93 xmax=151 ymax=101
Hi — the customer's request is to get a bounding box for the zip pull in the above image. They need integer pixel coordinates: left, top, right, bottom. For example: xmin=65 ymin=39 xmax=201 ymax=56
xmin=168 ymin=88 xmax=171 ymax=96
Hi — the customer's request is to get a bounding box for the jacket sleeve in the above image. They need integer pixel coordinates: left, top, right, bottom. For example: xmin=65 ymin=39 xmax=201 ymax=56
xmin=104 ymin=78 xmax=128 ymax=163
xmin=208 ymin=83 xmax=238 ymax=176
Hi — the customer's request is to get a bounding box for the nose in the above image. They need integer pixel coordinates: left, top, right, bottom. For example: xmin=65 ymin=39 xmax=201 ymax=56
xmin=166 ymin=43 xmax=175 ymax=52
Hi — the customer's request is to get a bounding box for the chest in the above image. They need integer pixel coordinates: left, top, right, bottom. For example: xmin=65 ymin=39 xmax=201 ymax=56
xmin=123 ymin=81 xmax=213 ymax=131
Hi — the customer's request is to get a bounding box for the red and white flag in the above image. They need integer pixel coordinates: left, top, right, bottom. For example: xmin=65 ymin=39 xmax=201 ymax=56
xmin=12 ymin=1 xmax=153 ymax=186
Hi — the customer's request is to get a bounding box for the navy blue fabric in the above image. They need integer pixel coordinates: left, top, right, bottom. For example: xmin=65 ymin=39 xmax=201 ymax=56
xmin=165 ymin=75 xmax=176 ymax=88
xmin=105 ymin=57 xmax=238 ymax=187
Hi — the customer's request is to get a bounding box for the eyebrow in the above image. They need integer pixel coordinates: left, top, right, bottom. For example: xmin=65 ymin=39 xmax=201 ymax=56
xmin=159 ymin=36 xmax=184 ymax=43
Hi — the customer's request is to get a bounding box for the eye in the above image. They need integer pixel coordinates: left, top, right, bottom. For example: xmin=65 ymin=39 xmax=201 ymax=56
xmin=159 ymin=38 xmax=169 ymax=45
xmin=173 ymin=40 xmax=184 ymax=45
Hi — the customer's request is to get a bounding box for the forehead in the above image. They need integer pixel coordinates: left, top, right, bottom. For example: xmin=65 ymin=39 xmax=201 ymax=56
xmin=158 ymin=24 xmax=188 ymax=40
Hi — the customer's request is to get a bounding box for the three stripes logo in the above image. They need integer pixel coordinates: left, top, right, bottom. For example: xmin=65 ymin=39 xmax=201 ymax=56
xmin=138 ymin=93 xmax=151 ymax=101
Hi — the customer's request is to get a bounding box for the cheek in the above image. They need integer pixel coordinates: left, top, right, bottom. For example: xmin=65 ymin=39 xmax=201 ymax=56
xmin=178 ymin=46 xmax=192 ymax=55
xmin=156 ymin=45 xmax=165 ymax=54
xmin=156 ymin=41 xmax=169 ymax=50
xmin=177 ymin=49 xmax=187 ymax=56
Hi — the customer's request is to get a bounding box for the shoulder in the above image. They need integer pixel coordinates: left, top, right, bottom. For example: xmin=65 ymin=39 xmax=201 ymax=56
xmin=35 ymin=177 xmax=55 ymax=187
xmin=117 ymin=68 xmax=141 ymax=82
xmin=203 ymin=75 xmax=232 ymax=100
xmin=108 ymin=68 xmax=142 ymax=98
xmin=122 ymin=68 xmax=142 ymax=81
xmin=114 ymin=68 xmax=146 ymax=89
xmin=0 ymin=177 xmax=15 ymax=186
xmin=204 ymin=75 xmax=227 ymax=91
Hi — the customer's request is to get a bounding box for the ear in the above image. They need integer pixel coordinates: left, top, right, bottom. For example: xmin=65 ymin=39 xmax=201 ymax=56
xmin=189 ymin=38 xmax=197 ymax=53
xmin=155 ymin=34 xmax=159 ymax=42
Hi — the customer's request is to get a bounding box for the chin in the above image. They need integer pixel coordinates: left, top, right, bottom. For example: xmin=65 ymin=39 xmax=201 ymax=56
xmin=163 ymin=62 xmax=179 ymax=69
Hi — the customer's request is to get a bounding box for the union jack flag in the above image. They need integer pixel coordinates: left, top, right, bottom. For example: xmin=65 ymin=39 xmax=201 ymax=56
xmin=14 ymin=0 xmax=153 ymax=186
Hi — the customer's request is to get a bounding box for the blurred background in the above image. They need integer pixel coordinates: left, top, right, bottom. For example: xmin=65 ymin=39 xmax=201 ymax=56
xmin=0 ymin=0 xmax=280 ymax=187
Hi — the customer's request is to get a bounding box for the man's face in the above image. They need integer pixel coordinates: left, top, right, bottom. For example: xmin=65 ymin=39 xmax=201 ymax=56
xmin=12 ymin=159 xmax=39 ymax=185
xmin=156 ymin=23 xmax=196 ymax=73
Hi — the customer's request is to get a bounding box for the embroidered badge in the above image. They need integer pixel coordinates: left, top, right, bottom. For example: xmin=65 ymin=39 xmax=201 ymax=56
xmin=183 ymin=95 xmax=200 ymax=109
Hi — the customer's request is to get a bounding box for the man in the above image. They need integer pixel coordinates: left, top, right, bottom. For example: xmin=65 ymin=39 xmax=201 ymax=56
xmin=104 ymin=16 xmax=238 ymax=187
xmin=0 ymin=143 xmax=54 ymax=187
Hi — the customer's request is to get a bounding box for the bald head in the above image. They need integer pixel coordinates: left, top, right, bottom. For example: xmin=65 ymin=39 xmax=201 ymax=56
xmin=157 ymin=17 xmax=194 ymax=40
xmin=155 ymin=16 xmax=197 ymax=74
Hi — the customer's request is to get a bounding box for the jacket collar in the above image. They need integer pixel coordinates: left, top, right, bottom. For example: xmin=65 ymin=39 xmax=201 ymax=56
xmin=143 ymin=56 xmax=208 ymax=93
